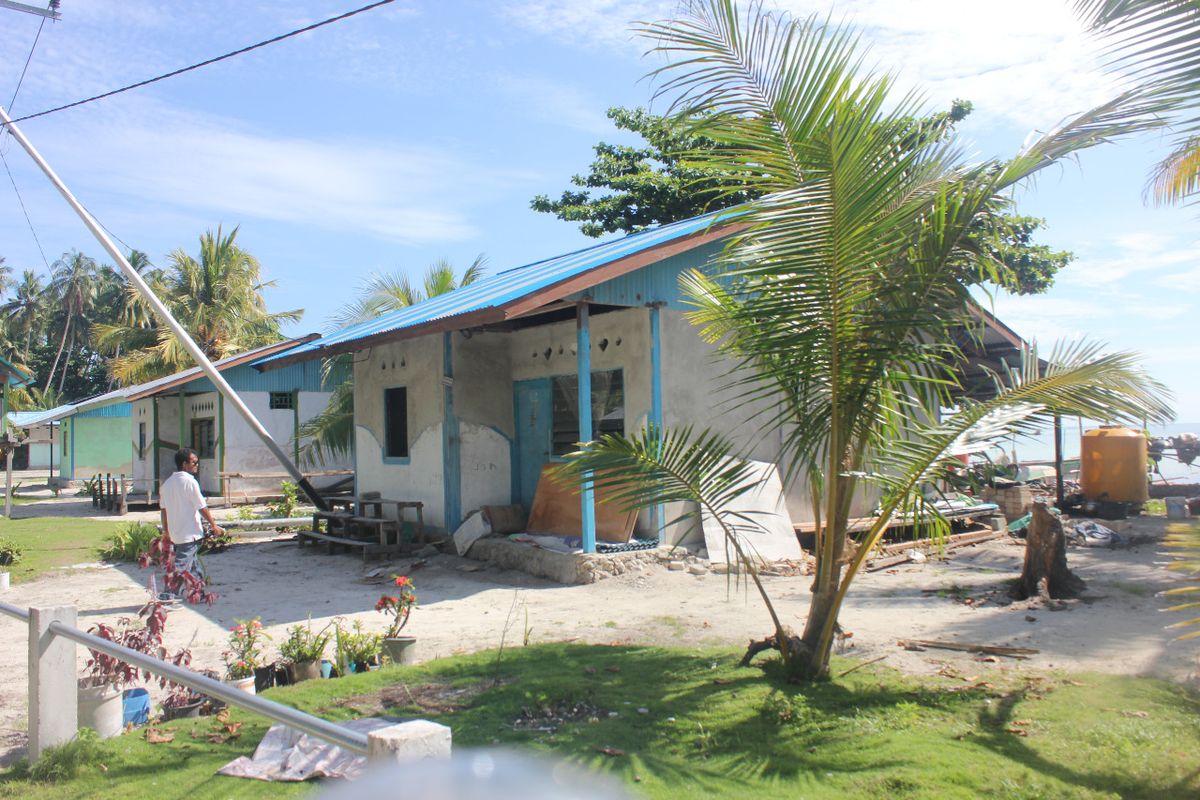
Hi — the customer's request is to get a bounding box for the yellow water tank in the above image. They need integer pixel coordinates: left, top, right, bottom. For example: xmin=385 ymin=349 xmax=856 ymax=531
xmin=1079 ymin=426 xmax=1149 ymax=503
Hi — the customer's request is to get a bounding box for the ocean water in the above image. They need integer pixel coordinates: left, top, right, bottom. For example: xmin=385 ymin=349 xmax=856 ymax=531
xmin=996 ymin=421 xmax=1200 ymax=483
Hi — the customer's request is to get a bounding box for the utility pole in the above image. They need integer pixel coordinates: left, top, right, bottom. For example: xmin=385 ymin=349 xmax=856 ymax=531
xmin=0 ymin=104 xmax=329 ymax=511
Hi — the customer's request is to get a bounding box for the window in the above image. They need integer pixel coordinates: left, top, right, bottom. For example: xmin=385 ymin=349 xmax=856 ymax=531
xmin=384 ymin=387 xmax=408 ymax=459
xmin=191 ymin=418 xmax=215 ymax=459
xmin=137 ymin=422 xmax=146 ymax=459
xmin=269 ymin=391 xmax=294 ymax=410
xmin=551 ymin=369 xmax=624 ymax=456
xmin=62 ymin=429 xmax=67 ymax=457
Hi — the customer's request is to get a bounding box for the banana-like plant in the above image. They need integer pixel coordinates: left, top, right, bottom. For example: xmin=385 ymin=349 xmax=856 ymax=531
xmin=1164 ymin=521 xmax=1200 ymax=641
xmin=555 ymin=0 xmax=1173 ymax=681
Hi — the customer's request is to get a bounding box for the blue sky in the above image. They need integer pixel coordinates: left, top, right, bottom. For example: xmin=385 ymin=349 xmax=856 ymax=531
xmin=1 ymin=0 xmax=1196 ymax=419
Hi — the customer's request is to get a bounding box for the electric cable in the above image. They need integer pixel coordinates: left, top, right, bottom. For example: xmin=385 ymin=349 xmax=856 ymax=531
xmin=1 ymin=0 xmax=396 ymax=126
xmin=1 ymin=149 xmax=51 ymax=269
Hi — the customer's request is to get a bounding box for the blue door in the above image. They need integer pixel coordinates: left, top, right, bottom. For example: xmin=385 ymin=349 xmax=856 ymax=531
xmin=513 ymin=378 xmax=551 ymax=508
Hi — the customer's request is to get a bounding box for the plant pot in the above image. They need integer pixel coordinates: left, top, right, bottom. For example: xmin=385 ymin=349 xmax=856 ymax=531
xmin=161 ymin=696 xmax=204 ymax=721
xmin=382 ymin=636 xmax=418 ymax=666
xmin=254 ymin=665 xmax=275 ymax=693
xmin=273 ymin=664 xmax=292 ymax=687
xmin=228 ymin=675 xmax=256 ymax=695
xmin=291 ymin=660 xmax=322 ymax=683
xmin=122 ymin=688 xmax=151 ymax=727
xmin=78 ymin=683 xmax=123 ymax=739
xmin=0 ymin=571 xmax=9 ymax=591
xmin=320 ymin=659 xmax=334 ymax=679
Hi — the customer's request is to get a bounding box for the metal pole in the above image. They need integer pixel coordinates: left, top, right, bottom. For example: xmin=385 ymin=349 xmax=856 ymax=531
xmin=0 ymin=104 xmax=327 ymax=511
xmin=1053 ymin=414 xmax=1065 ymax=508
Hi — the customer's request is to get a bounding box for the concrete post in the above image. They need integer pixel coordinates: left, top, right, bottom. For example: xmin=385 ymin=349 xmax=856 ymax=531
xmin=28 ymin=606 xmax=77 ymax=760
xmin=366 ymin=720 xmax=451 ymax=764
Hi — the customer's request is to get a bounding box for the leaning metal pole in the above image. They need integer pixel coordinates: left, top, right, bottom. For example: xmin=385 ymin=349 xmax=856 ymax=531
xmin=0 ymin=104 xmax=328 ymax=511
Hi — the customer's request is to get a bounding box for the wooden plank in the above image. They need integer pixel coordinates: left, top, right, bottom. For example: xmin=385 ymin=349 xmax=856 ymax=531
xmin=896 ymin=639 xmax=1039 ymax=658
xmin=526 ymin=465 xmax=637 ymax=543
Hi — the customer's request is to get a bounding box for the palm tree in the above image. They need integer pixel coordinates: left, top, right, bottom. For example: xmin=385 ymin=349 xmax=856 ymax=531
xmin=93 ymin=228 xmax=301 ymax=385
xmin=554 ymin=0 xmax=1171 ymax=681
xmin=2 ymin=270 xmax=44 ymax=362
xmin=46 ymin=250 xmax=98 ymax=393
xmin=297 ymin=255 xmax=487 ymax=467
xmin=1075 ymin=0 xmax=1200 ymax=204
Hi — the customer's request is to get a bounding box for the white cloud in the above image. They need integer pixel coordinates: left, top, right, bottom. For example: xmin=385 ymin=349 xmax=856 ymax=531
xmin=502 ymin=0 xmax=1121 ymax=130
xmin=1060 ymin=234 xmax=1200 ymax=287
xmin=493 ymin=73 xmax=612 ymax=133
xmin=20 ymin=100 xmax=492 ymax=244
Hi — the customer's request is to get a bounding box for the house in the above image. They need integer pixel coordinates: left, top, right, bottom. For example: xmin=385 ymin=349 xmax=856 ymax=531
xmin=16 ymin=337 xmax=351 ymax=497
xmin=259 ymin=212 xmax=1025 ymax=551
xmin=5 ymin=411 xmax=57 ymax=470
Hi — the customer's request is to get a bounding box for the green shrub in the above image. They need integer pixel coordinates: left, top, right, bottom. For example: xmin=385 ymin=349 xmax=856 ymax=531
xmin=268 ymin=480 xmax=299 ymax=518
xmin=98 ymin=522 xmax=160 ymax=562
xmin=0 ymin=537 xmax=22 ymax=566
xmin=27 ymin=728 xmax=107 ymax=781
xmin=279 ymin=619 xmax=333 ymax=664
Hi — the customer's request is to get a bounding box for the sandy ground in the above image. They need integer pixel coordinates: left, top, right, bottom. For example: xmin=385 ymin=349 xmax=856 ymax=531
xmin=0 ymin=480 xmax=1195 ymax=766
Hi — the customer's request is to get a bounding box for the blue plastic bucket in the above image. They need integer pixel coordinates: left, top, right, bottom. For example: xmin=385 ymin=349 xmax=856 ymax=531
xmin=320 ymin=659 xmax=333 ymax=679
xmin=122 ymin=688 xmax=150 ymax=727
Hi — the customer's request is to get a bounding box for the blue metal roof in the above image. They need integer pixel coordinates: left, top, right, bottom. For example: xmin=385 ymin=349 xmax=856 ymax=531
xmin=259 ymin=210 xmax=737 ymax=365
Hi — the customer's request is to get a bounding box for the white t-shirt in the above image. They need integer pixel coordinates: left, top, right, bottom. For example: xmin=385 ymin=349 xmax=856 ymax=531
xmin=160 ymin=470 xmax=206 ymax=544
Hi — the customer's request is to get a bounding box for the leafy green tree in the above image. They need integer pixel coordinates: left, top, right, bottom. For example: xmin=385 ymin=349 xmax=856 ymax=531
xmin=93 ymin=228 xmax=300 ymax=385
xmin=554 ymin=0 xmax=1171 ymax=681
xmin=296 ymin=256 xmax=486 ymax=467
xmin=1075 ymin=0 xmax=1200 ymax=204
xmin=533 ymin=104 xmax=1070 ymax=295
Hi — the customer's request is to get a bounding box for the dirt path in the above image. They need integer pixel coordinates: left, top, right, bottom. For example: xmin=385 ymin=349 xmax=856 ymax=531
xmin=0 ymin=505 xmax=1193 ymax=766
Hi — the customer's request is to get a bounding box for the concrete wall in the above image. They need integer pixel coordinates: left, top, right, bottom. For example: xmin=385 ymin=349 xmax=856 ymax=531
xmin=353 ymin=335 xmax=446 ymax=526
xmin=64 ymin=416 xmax=133 ymax=480
xmin=453 ymin=333 xmax=514 ymax=518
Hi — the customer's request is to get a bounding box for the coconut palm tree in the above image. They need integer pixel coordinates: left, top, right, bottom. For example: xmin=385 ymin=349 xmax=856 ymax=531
xmin=553 ymin=0 xmax=1172 ymax=681
xmin=1075 ymin=0 xmax=1200 ymax=204
xmin=94 ymin=228 xmax=300 ymax=385
xmin=46 ymin=250 xmax=98 ymax=392
xmin=297 ymin=255 xmax=486 ymax=467
xmin=2 ymin=270 xmax=44 ymax=362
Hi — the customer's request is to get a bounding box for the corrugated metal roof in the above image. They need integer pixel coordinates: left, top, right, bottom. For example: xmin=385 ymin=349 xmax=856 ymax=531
xmin=7 ymin=407 xmax=68 ymax=427
xmin=124 ymin=335 xmax=318 ymax=400
xmin=258 ymin=210 xmax=739 ymax=367
xmin=14 ymin=336 xmax=319 ymax=423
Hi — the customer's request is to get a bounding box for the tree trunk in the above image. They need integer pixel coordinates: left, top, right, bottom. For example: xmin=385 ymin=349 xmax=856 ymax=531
xmin=45 ymin=316 xmax=71 ymax=392
xmin=1011 ymin=501 xmax=1086 ymax=601
xmin=58 ymin=339 xmax=74 ymax=394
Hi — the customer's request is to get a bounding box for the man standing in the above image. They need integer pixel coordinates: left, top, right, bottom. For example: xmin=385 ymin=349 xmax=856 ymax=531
xmin=160 ymin=447 xmax=224 ymax=584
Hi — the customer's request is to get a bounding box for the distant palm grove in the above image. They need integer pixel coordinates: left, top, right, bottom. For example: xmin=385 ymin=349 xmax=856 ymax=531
xmin=0 ymin=226 xmax=299 ymax=410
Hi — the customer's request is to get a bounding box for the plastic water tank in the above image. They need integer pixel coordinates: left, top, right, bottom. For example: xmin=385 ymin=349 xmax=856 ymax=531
xmin=1079 ymin=426 xmax=1149 ymax=503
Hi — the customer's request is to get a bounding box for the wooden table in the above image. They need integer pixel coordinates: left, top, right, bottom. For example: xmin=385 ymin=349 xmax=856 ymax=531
xmin=354 ymin=497 xmax=426 ymax=543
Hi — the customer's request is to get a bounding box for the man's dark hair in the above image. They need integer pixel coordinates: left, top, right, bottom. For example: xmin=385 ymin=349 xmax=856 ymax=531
xmin=174 ymin=447 xmax=199 ymax=469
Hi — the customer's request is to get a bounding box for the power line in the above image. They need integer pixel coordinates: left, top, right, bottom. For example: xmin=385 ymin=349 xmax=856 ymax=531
xmin=7 ymin=9 xmax=48 ymax=111
xmin=1 ymin=149 xmax=51 ymax=270
xmin=2 ymin=0 xmax=396 ymax=126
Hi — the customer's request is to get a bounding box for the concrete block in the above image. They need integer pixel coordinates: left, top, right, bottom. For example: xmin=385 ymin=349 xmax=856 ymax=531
xmin=367 ymin=719 xmax=452 ymax=764
xmin=28 ymin=605 xmax=77 ymax=761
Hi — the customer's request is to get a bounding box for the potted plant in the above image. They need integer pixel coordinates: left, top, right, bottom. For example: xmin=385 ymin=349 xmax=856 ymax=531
xmin=223 ymin=617 xmax=269 ymax=694
xmin=334 ymin=619 xmax=381 ymax=674
xmin=0 ymin=537 xmax=20 ymax=591
xmin=376 ymin=575 xmax=418 ymax=665
xmin=82 ymin=600 xmax=192 ymax=737
xmin=278 ymin=619 xmax=332 ymax=683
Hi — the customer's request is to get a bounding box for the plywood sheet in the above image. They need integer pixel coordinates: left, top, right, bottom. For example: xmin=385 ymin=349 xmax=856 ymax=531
xmin=526 ymin=464 xmax=637 ymax=543
xmin=701 ymin=460 xmax=802 ymax=564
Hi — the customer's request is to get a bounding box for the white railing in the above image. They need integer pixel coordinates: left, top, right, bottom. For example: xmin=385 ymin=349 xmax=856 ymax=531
xmin=0 ymin=599 xmax=449 ymax=763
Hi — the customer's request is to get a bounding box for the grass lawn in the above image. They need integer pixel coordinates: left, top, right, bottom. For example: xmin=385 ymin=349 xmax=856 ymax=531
xmin=1 ymin=644 xmax=1197 ymax=799
xmin=0 ymin=517 xmax=125 ymax=583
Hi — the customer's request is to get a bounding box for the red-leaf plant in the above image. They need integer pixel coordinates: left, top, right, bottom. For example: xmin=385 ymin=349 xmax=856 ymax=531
xmin=137 ymin=532 xmax=218 ymax=606
xmin=83 ymin=599 xmax=193 ymax=700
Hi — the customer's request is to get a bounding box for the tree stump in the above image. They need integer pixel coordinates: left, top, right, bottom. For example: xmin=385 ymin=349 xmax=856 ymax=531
xmin=1011 ymin=501 xmax=1086 ymax=601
